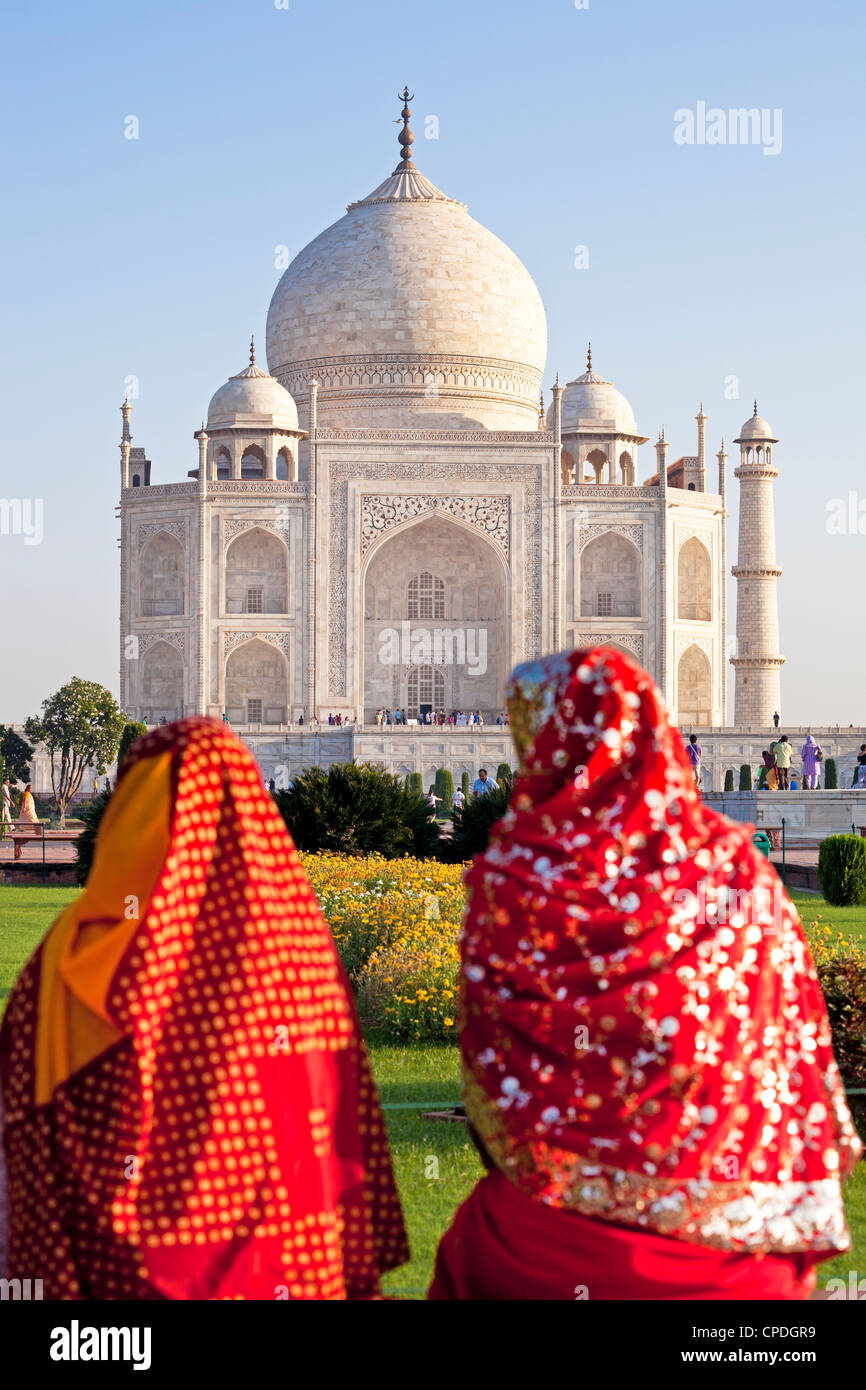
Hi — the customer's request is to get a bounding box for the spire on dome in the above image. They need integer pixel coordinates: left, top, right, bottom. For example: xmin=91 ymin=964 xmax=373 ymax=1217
xmin=250 ymin=335 xmax=256 ymax=366
xmin=586 ymin=342 xmax=592 ymax=373
xmin=395 ymin=86 xmax=416 ymax=173
xmin=754 ymin=399 xmax=759 ymax=417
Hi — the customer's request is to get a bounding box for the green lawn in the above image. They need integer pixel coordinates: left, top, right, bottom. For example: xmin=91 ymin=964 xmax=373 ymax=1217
xmin=789 ymin=889 xmax=866 ymax=945
xmin=0 ymin=884 xmax=863 ymax=1298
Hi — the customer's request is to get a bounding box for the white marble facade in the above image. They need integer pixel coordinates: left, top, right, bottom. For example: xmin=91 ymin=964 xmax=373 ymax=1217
xmin=118 ymin=101 xmax=784 ymax=762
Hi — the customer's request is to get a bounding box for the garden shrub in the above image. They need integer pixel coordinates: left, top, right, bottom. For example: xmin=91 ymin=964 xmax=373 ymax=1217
xmin=808 ymin=924 xmax=866 ymax=1139
xmin=825 ymin=757 xmax=838 ymax=789
xmin=461 ymin=771 xmax=470 ymax=800
xmin=817 ymin=835 xmax=866 ymax=907
xmin=441 ymin=783 xmax=510 ymax=863
xmin=405 ymin=771 xmax=423 ymax=797
xmin=724 ymin=769 xmax=735 ymax=792
xmin=496 ymin=762 xmax=513 ymax=787
xmin=434 ymin=767 xmax=454 ymax=812
xmin=276 ymin=762 xmax=439 ymax=859
xmin=739 ymin=764 xmax=752 ymax=791
xmin=74 ymin=789 xmax=113 ymax=885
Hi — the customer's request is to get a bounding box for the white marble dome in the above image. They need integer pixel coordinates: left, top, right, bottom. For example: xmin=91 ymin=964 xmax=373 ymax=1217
xmin=550 ymin=361 xmax=637 ymax=435
xmin=736 ymin=405 xmax=776 ymax=442
xmin=207 ymin=354 xmax=299 ymax=432
xmin=266 ymin=164 xmax=547 ymax=431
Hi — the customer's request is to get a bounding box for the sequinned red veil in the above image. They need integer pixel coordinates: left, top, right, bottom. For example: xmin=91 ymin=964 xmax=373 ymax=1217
xmin=460 ymin=647 xmax=860 ymax=1255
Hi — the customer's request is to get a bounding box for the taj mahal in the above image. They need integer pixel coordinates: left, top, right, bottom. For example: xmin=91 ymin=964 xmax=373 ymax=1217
xmin=117 ymin=91 xmax=793 ymax=789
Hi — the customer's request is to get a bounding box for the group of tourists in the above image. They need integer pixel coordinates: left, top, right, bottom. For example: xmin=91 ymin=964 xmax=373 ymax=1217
xmin=0 ymin=647 xmax=861 ymax=1300
xmin=759 ymin=734 xmax=822 ymax=789
xmin=1 ymin=777 xmax=40 ymax=859
xmin=374 ymin=708 xmax=499 ymax=728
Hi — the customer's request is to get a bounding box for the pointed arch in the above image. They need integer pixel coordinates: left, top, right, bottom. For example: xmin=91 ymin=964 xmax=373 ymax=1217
xmin=579 ymin=532 xmax=641 ymax=618
xmin=139 ymin=530 xmax=185 ymax=616
xmin=224 ymin=636 xmax=288 ymax=725
xmin=225 ymin=526 xmax=288 ymax=615
xmin=677 ymin=537 xmax=712 ymax=621
xmin=677 ymin=644 xmax=711 ymax=725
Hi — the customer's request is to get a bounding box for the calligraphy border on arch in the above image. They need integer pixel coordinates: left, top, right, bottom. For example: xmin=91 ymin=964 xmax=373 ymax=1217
xmin=328 ymin=461 xmax=542 ymax=698
xmin=360 ymin=494 xmax=510 ymax=559
xmin=222 ymin=630 xmax=292 ymax=663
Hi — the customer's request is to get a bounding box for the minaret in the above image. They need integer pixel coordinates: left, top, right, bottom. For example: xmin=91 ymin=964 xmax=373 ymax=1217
xmin=731 ymin=403 xmax=783 ymax=726
xmin=194 ymin=422 xmax=209 ymax=716
xmin=120 ymin=395 xmax=132 ymax=489
xmin=552 ymin=373 xmax=564 ymax=650
xmin=696 ymin=401 xmax=707 ymax=491
xmin=656 ymin=428 xmax=670 ymax=702
xmin=717 ymin=438 xmax=728 ymax=725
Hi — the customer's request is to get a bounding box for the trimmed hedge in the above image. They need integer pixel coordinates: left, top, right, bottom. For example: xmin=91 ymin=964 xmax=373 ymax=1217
xmin=739 ymin=763 xmax=752 ymax=791
xmin=817 ymin=835 xmax=866 ymax=906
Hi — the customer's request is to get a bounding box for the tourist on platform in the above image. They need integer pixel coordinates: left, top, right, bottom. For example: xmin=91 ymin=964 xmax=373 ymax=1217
xmin=771 ymin=734 xmax=792 ymax=789
xmin=773 ymin=711 xmax=780 ymax=729
xmin=12 ymin=784 xmax=39 ymax=861
xmin=1 ymin=777 xmax=13 ymax=836
xmin=472 ymin=768 xmax=498 ymax=797
xmin=0 ymin=718 xmax=408 ymax=1300
xmin=852 ymin=745 xmax=866 ymax=788
xmin=686 ymin=734 xmax=702 ymax=787
xmin=451 ymin=786 xmax=465 ymax=814
xmin=800 ymin=735 xmax=823 ymax=790
xmin=429 ymin=646 xmax=860 ymax=1301
xmin=760 ymin=749 xmax=778 ymax=791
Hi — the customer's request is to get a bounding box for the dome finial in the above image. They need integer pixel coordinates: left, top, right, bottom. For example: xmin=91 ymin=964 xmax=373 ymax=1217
xmin=753 ymin=399 xmax=758 ymax=417
xmin=586 ymin=341 xmax=592 ymax=372
xmin=250 ymin=334 xmax=256 ymax=366
xmin=394 ymin=85 xmax=416 ymax=173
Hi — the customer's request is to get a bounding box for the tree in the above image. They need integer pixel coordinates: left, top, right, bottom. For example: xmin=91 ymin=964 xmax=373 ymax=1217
xmin=724 ymin=769 xmax=735 ymax=792
xmin=739 ymin=764 xmax=752 ymax=791
xmin=441 ymin=783 xmax=511 ymax=863
xmin=25 ymin=678 xmax=125 ymax=827
xmin=461 ymin=771 xmax=470 ymax=800
xmin=496 ymin=762 xmax=513 ymax=787
xmin=275 ymin=762 xmax=440 ymax=858
xmin=0 ymin=725 xmax=34 ymax=785
xmin=434 ymin=768 xmax=454 ymax=814
xmin=825 ymin=757 xmax=838 ymax=790
xmin=118 ymin=720 xmax=148 ymax=770
xmin=405 ymin=771 xmax=423 ymax=798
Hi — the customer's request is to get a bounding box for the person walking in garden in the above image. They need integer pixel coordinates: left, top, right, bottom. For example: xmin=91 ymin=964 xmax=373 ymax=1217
xmin=473 ymin=768 xmax=498 ymax=797
xmin=1 ymin=776 xmax=12 ymax=837
xmin=429 ymin=646 xmax=860 ymax=1301
xmin=0 ymin=718 xmax=408 ymax=1299
xmin=800 ymin=734 xmax=823 ymax=790
xmin=686 ymin=733 xmax=702 ymax=787
xmin=771 ymin=734 xmax=792 ymax=789
xmin=12 ymin=782 xmax=39 ymax=860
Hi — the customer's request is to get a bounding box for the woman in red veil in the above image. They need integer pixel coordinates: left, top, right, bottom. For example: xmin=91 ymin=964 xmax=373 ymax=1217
xmin=0 ymin=717 xmax=408 ymax=1299
xmin=430 ymin=647 xmax=860 ymax=1300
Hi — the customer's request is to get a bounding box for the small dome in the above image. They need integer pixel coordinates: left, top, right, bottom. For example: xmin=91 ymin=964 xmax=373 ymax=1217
xmin=736 ymin=403 xmax=776 ymax=443
xmin=548 ymin=354 xmax=637 ymax=435
xmin=207 ymin=345 xmax=299 ymax=431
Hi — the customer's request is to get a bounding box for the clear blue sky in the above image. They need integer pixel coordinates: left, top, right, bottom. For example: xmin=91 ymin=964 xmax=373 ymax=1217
xmin=1 ymin=0 xmax=863 ymax=725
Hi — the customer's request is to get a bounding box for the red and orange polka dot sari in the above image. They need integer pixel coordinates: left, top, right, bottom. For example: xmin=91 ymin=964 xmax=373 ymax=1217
xmin=0 ymin=718 xmax=408 ymax=1299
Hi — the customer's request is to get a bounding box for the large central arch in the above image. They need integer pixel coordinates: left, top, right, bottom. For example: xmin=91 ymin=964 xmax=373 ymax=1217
xmin=360 ymin=512 xmax=509 ymax=721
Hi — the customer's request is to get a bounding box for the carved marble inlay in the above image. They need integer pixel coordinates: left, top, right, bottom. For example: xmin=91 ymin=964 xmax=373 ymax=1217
xmin=676 ymin=633 xmax=713 ymax=662
xmin=137 ymin=630 xmax=186 ymax=657
xmin=575 ymin=632 xmax=644 ymax=661
xmin=361 ymin=494 xmax=510 ymax=558
xmin=577 ymin=523 xmax=644 ymax=554
xmin=138 ymin=521 xmax=185 ymax=543
xmin=223 ymin=517 xmax=292 ymax=546
xmin=222 ymin=630 xmax=292 ymax=661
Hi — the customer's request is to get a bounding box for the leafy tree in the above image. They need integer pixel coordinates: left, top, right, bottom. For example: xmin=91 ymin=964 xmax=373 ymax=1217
xmin=441 ymin=783 xmax=511 ymax=863
xmin=434 ymin=768 xmax=454 ymax=813
xmin=25 ymin=678 xmax=125 ymax=827
xmin=74 ymin=789 xmax=113 ymax=886
xmin=275 ymin=762 xmax=440 ymax=859
xmin=724 ymin=768 xmax=735 ymax=792
xmin=825 ymin=757 xmax=838 ymax=790
xmin=118 ymin=720 xmax=148 ymax=769
xmin=739 ymin=764 xmax=752 ymax=791
xmin=0 ymin=726 xmax=34 ymax=785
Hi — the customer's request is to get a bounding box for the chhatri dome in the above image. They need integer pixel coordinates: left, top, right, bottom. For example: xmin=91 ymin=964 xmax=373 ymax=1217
xmin=207 ymin=338 xmax=299 ymax=431
xmin=735 ymin=400 xmax=777 ymax=443
xmin=266 ymin=89 xmax=547 ymax=431
xmin=548 ymin=345 xmax=638 ymax=435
